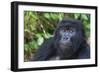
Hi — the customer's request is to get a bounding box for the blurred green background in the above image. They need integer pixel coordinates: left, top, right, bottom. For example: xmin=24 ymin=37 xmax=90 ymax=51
xmin=24 ymin=11 xmax=90 ymax=61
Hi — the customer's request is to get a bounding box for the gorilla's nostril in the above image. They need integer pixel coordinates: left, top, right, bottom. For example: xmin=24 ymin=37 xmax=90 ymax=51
xmin=66 ymin=38 xmax=68 ymax=40
xmin=64 ymin=37 xmax=68 ymax=40
xmin=63 ymin=37 xmax=68 ymax=40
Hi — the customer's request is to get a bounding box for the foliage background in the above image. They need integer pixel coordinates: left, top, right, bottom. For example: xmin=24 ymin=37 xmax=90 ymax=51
xmin=24 ymin=11 xmax=90 ymax=61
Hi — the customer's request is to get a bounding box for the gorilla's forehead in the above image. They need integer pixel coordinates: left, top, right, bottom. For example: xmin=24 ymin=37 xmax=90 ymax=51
xmin=58 ymin=19 xmax=83 ymax=29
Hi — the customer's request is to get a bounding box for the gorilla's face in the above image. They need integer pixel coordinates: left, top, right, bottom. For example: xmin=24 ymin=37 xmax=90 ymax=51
xmin=59 ymin=26 xmax=76 ymax=50
xmin=54 ymin=19 xmax=84 ymax=58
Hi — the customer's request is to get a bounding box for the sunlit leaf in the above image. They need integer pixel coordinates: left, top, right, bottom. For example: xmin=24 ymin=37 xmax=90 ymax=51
xmin=37 ymin=36 xmax=44 ymax=46
xmin=74 ymin=14 xmax=80 ymax=19
xmin=44 ymin=13 xmax=50 ymax=19
xmin=81 ymin=14 xmax=88 ymax=20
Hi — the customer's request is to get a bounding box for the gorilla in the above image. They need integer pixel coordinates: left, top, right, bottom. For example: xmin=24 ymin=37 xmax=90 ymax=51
xmin=32 ymin=19 xmax=90 ymax=61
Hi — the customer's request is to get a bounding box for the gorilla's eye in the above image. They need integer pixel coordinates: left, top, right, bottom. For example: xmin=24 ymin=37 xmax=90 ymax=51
xmin=69 ymin=30 xmax=73 ymax=33
xmin=63 ymin=26 xmax=74 ymax=32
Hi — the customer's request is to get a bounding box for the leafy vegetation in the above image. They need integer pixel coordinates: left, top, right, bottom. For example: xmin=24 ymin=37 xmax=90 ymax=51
xmin=24 ymin=11 xmax=90 ymax=61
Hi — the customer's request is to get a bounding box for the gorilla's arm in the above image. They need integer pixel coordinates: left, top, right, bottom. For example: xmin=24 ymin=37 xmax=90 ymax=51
xmin=32 ymin=38 xmax=56 ymax=61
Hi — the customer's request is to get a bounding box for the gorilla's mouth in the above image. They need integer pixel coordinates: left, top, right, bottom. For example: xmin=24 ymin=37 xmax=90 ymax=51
xmin=59 ymin=42 xmax=72 ymax=49
xmin=59 ymin=44 xmax=70 ymax=49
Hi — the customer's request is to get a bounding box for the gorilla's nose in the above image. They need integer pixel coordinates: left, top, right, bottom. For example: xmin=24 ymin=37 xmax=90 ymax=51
xmin=63 ymin=37 xmax=70 ymax=41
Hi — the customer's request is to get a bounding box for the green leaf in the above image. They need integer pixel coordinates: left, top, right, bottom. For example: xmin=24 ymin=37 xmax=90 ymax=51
xmin=37 ymin=36 xmax=44 ymax=45
xmin=81 ymin=14 xmax=88 ymax=20
xmin=29 ymin=40 xmax=38 ymax=49
xmin=44 ymin=13 xmax=50 ymax=19
xmin=74 ymin=14 xmax=80 ymax=19
xmin=24 ymin=44 xmax=30 ymax=52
